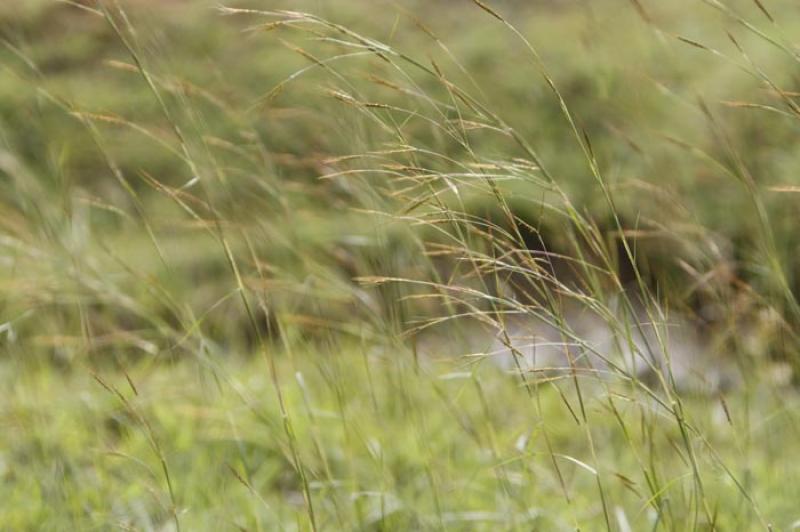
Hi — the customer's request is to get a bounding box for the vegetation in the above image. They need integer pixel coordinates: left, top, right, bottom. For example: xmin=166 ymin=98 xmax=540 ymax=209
xmin=2 ymin=0 xmax=800 ymax=529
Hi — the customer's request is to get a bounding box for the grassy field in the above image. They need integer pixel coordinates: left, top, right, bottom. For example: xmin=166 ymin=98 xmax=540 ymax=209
xmin=2 ymin=0 xmax=800 ymax=529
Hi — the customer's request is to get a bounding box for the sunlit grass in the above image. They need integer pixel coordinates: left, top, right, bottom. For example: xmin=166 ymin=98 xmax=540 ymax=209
xmin=4 ymin=348 xmax=800 ymax=529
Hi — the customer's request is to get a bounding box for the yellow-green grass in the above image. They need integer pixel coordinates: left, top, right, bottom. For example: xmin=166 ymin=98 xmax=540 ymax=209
xmin=3 ymin=0 xmax=800 ymax=529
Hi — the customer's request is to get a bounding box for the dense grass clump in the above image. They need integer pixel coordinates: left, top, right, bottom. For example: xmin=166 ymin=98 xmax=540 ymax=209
xmin=2 ymin=0 xmax=800 ymax=529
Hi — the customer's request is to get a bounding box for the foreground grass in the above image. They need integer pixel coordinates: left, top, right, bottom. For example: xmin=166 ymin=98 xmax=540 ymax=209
xmin=3 ymin=348 xmax=800 ymax=530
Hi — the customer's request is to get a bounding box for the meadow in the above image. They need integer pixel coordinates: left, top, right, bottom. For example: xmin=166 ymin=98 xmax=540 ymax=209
xmin=2 ymin=0 xmax=800 ymax=529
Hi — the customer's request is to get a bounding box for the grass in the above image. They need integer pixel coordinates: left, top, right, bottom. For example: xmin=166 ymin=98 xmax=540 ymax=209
xmin=2 ymin=0 xmax=800 ymax=529
xmin=6 ymin=349 xmax=800 ymax=530
xmin=5 ymin=346 xmax=800 ymax=529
